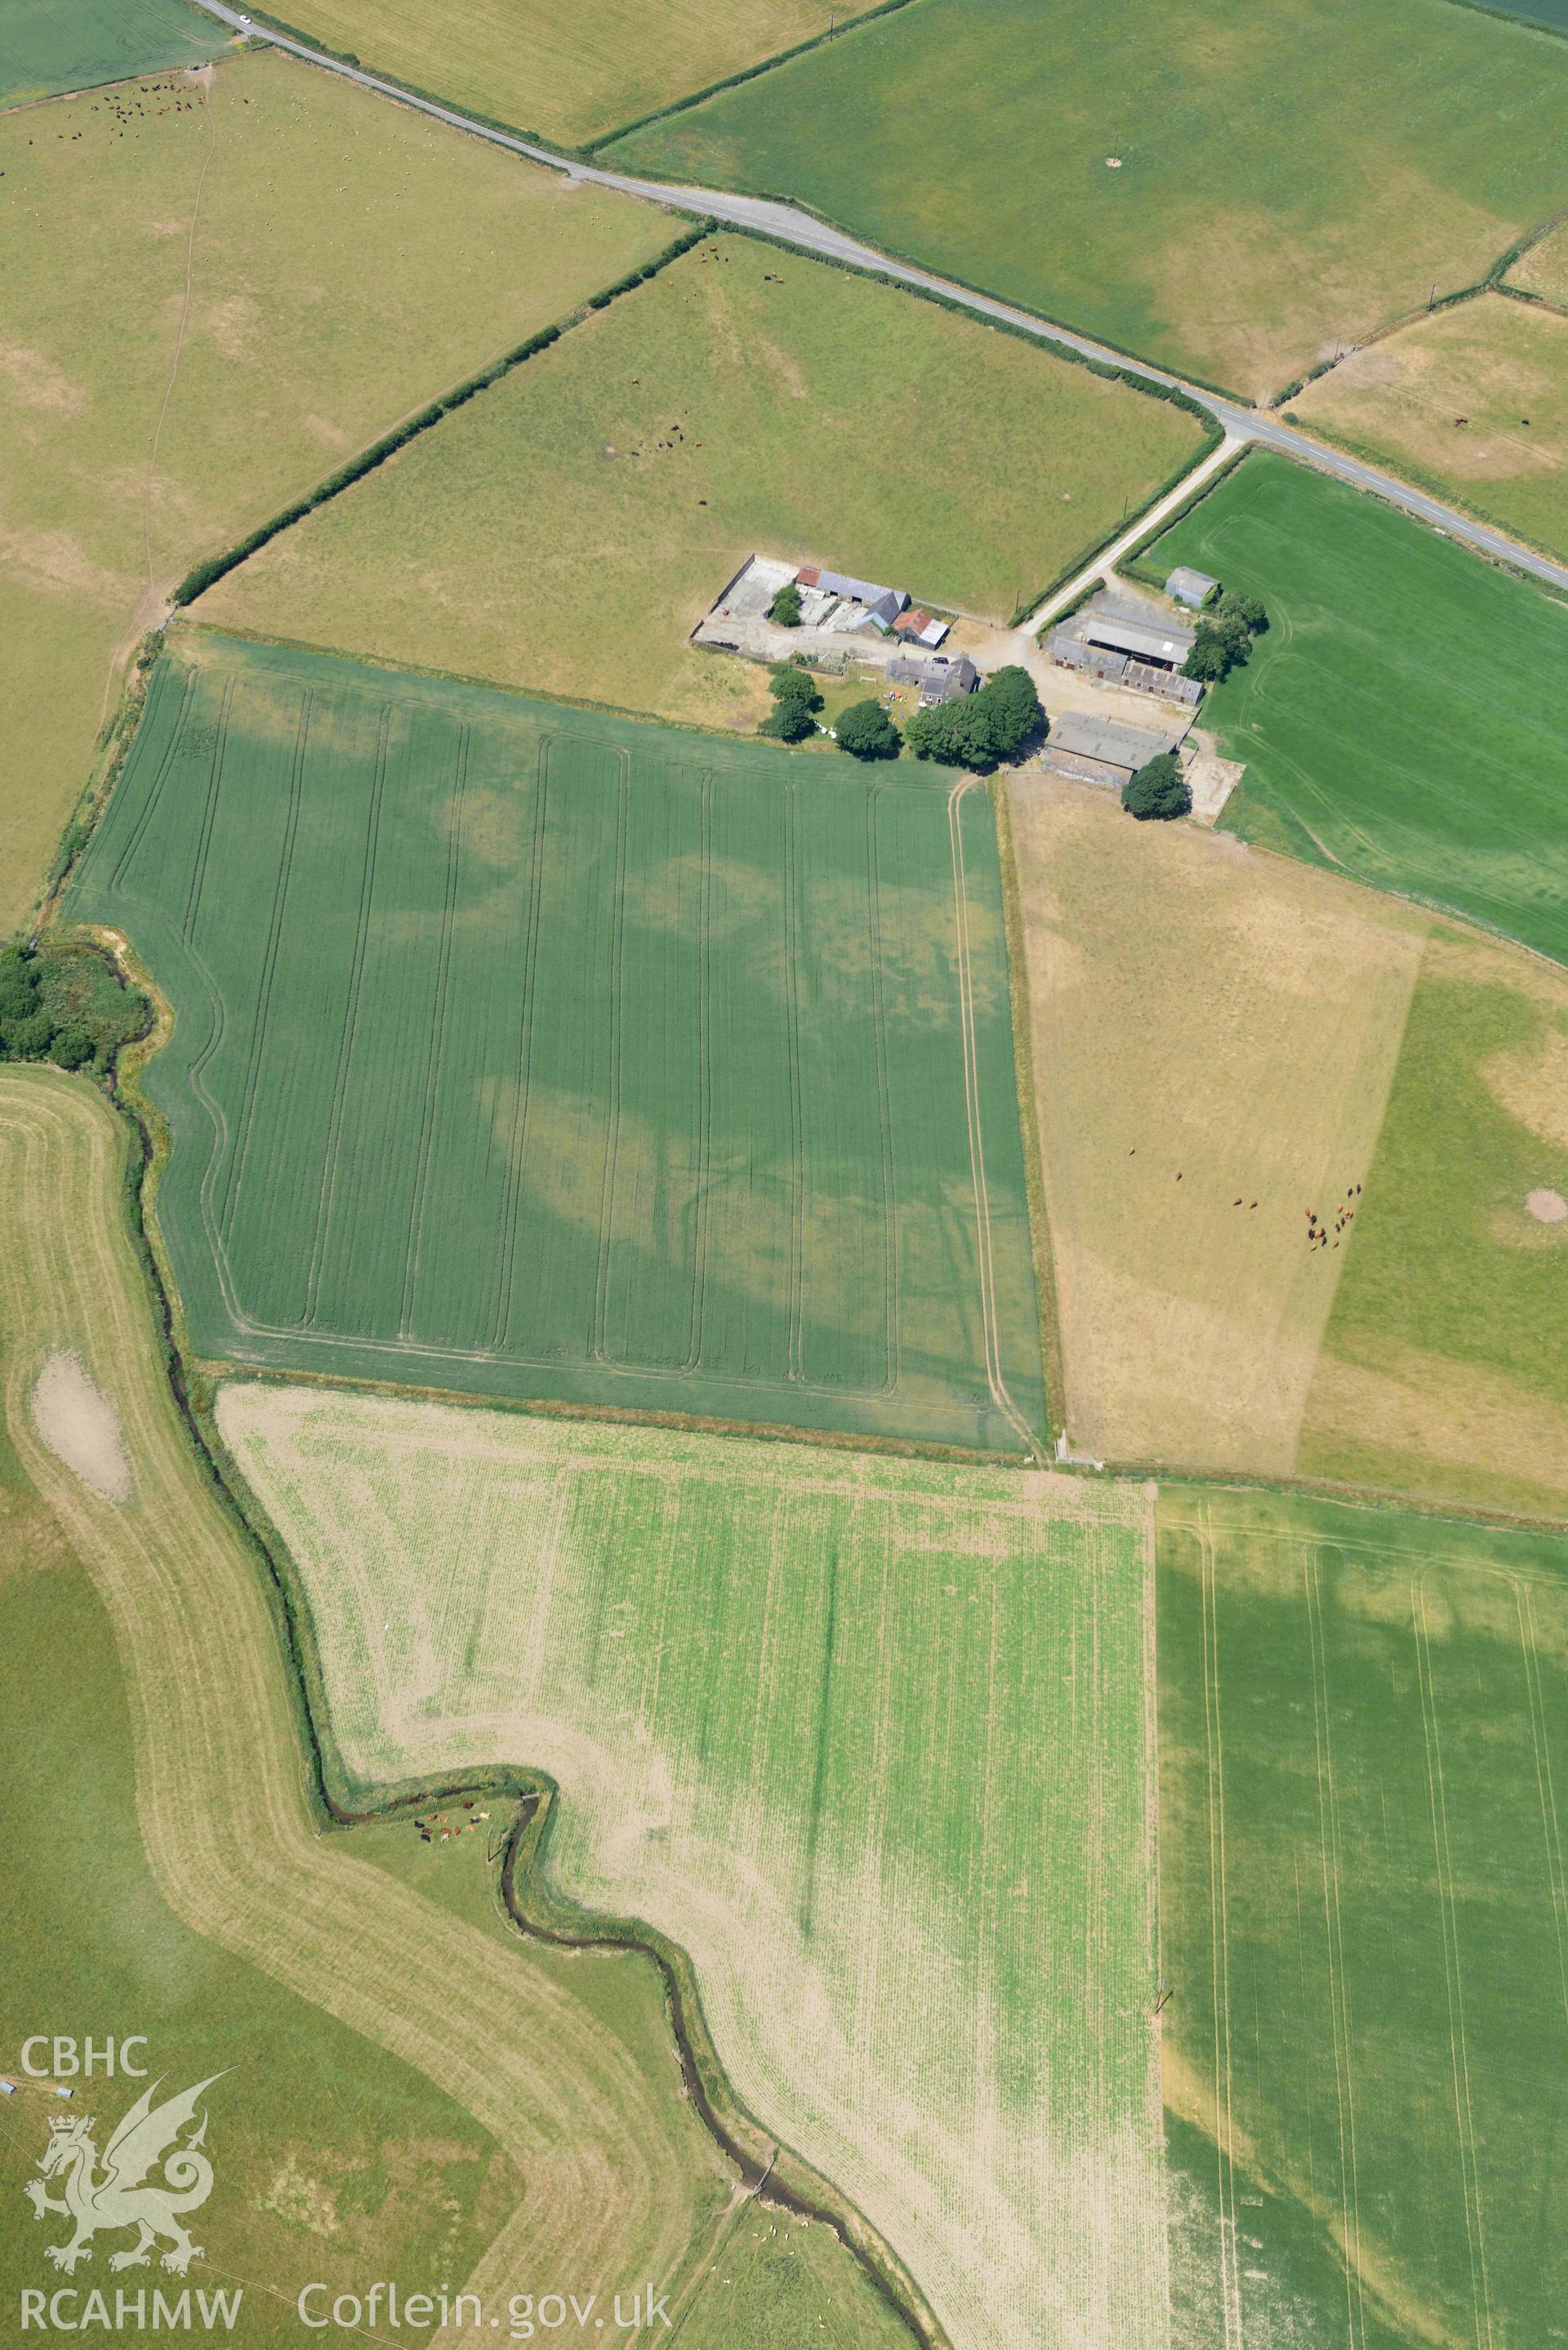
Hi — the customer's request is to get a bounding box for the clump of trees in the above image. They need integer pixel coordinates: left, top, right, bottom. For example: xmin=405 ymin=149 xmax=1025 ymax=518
xmin=0 ymin=943 xmax=149 ymax=1074
xmin=1183 ymin=589 xmax=1267 ymax=685
xmin=759 ymin=662 xmax=823 ymax=741
xmin=1120 ymin=752 xmax=1192 ymax=821
xmin=903 ymin=666 xmax=1044 ymax=773
xmin=835 ymin=701 xmax=902 ymax=760
xmin=768 ymin=580 xmax=803 ymax=628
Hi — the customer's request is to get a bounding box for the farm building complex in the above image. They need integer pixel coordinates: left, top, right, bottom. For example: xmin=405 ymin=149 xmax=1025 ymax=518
xmin=1044 ymin=712 xmax=1181 ymax=789
xmin=1049 ymin=593 xmax=1203 ymax=707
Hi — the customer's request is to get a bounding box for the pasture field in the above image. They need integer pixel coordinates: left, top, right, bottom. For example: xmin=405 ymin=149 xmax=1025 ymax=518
xmin=219 ymin=1376 xmax=1166 ymax=2350
xmin=1159 ymin=1483 xmax=1568 ymax=2348
xmin=247 ymin=0 xmax=846 ymax=149
xmin=1004 ymin=774 xmax=1428 ymax=1479
xmin=0 ymin=49 xmax=667 ymax=934
xmin=198 ymin=231 xmax=1207 ymax=731
xmin=1298 ymin=925 xmax=1568 ymax=1518
xmin=606 ymin=0 xmax=1568 ymax=400
xmin=1144 ymin=452 xmax=1568 ymax=965
xmin=69 ymin=631 xmax=1046 ymax=1453
xmin=0 ymin=1066 xmax=757 ymax=2341
xmin=1292 ymin=292 xmax=1568 ymax=562
xmin=0 ymin=0 xmax=225 ymax=108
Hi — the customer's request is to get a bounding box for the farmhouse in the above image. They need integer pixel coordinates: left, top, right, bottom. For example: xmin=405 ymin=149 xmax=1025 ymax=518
xmin=887 ymin=652 xmax=978 ymax=703
xmin=1045 ymin=712 xmax=1180 ymax=789
xmin=1165 ymin=565 xmax=1219 ymax=609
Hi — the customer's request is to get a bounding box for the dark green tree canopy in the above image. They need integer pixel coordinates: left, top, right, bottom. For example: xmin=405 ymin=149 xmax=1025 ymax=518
xmin=835 ymin=700 xmax=902 ymax=760
xmin=770 ymin=662 xmax=824 ymax=711
xmin=768 ymin=581 xmax=804 ymax=627
xmin=904 ymin=664 xmax=1045 ymax=771
xmin=760 ymin=698 xmax=818 ymax=742
xmin=0 ymin=943 xmax=149 ymax=1073
xmin=1120 ymin=752 xmax=1192 ymax=821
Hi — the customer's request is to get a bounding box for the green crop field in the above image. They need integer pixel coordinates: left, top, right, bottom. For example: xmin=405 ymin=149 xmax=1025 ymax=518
xmin=1143 ymin=452 xmax=1568 ymax=966
xmin=201 ymin=230 xmax=1206 ymax=736
xmin=249 ymin=0 xmax=846 ymax=149
xmin=69 ymin=631 xmax=1046 ymax=1452
xmin=0 ymin=0 xmax=225 ymax=109
xmin=1160 ymin=1483 xmax=1568 ymax=2348
xmin=1293 ymin=292 xmax=1568 ymax=564
xmin=1297 ymin=925 xmax=1568 ymax=1519
xmin=0 ymin=47 xmax=666 ymax=937
xmin=220 ymin=1379 xmax=1165 ymax=2350
xmin=606 ymin=0 xmax=1568 ymax=400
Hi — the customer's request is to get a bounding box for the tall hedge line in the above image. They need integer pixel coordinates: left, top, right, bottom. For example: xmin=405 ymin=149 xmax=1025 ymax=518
xmin=172 ymin=219 xmax=715 ymax=608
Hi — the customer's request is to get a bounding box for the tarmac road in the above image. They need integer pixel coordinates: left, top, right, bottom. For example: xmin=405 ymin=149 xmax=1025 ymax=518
xmin=190 ymin=0 xmax=1568 ymax=601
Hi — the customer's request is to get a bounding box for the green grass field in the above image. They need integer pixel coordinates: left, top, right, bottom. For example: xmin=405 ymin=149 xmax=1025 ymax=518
xmin=0 ymin=47 xmax=666 ymax=934
xmin=1160 ymin=1483 xmax=1568 ymax=2348
xmin=1143 ymin=452 xmax=1568 ymax=965
xmin=1293 ymin=292 xmax=1568 ymax=563
xmin=606 ymin=0 xmax=1568 ymax=399
xmin=220 ymin=1380 xmax=1165 ymax=2350
xmin=247 ymin=0 xmax=846 ymax=149
xmin=1297 ymin=925 xmax=1568 ymax=1518
xmin=69 ymin=631 xmax=1046 ymax=1452
xmin=201 ymin=231 xmax=1206 ymax=734
xmin=0 ymin=0 xmax=225 ymax=108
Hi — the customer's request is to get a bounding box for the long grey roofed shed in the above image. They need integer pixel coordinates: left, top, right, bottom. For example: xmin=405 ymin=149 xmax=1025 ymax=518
xmin=1080 ymin=613 xmax=1195 ymax=664
xmin=1049 ymin=713 xmax=1179 ymax=770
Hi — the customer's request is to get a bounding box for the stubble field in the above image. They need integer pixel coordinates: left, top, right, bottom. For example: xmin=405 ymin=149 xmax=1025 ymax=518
xmin=1160 ymin=1483 xmax=1568 ymax=2348
xmin=0 ymin=0 xmax=225 ymax=108
xmin=1146 ymin=452 xmax=1568 ymax=966
xmin=606 ymin=0 xmax=1568 ymax=399
xmin=220 ymin=1377 xmax=1166 ymax=2350
xmin=69 ymin=632 xmax=1046 ymax=1452
xmin=1292 ymin=291 xmax=1568 ymax=563
xmin=197 ymin=231 xmax=1208 ymax=734
xmin=0 ymin=46 xmax=667 ymax=930
xmin=245 ymin=0 xmax=848 ymax=149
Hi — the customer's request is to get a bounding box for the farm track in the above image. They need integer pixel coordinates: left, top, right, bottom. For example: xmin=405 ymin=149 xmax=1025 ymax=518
xmin=185 ymin=0 xmax=1568 ymax=603
xmin=0 ymin=1066 xmax=730 ymax=2338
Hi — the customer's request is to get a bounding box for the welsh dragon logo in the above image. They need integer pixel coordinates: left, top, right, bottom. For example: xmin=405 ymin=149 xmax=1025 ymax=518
xmin=24 ymin=2075 xmax=226 ymax=2276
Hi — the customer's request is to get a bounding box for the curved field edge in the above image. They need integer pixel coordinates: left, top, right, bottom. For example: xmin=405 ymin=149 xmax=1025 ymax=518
xmin=7 ymin=1046 xmax=946 ymax=2350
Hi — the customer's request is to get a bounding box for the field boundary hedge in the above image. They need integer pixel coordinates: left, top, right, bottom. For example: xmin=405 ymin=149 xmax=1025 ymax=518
xmin=64 ymin=992 xmax=947 ymax=2350
xmin=581 ymin=0 xmax=921 ymax=153
xmin=1271 ymin=412 xmax=1568 ymax=576
xmin=171 ymin=218 xmax=715 ymax=607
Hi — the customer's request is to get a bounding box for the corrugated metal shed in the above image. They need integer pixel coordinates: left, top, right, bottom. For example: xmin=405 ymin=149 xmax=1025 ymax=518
xmin=1166 ymin=566 xmax=1218 ymax=609
xmin=799 ymin=566 xmax=908 ymax=610
xmin=1080 ymin=614 xmax=1195 ymax=666
xmin=1049 ymin=713 xmax=1178 ymax=770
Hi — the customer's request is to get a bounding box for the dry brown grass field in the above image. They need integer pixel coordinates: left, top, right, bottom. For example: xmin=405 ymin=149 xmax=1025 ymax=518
xmin=1292 ymin=291 xmax=1568 ymax=560
xmin=0 ymin=47 xmax=667 ymax=932
xmin=255 ymin=0 xmax=845 ymax=149
xmin=0 ymin=1065 xmax=915 ymax=2343
xmin=1507 ymin=218 xmax=1568 ymax=305
xmin=1007 ymin=775 xmax=1430 ymax=1477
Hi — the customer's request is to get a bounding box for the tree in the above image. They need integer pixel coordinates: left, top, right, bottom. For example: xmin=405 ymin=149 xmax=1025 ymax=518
xmin=47 ymin=1021 xmax=96 ymax=1072
xmin=835 ymin=700 xmax=901 ymax=760
xmin=978 ymin=665 xmax=1045 ymax=758
xmin=1120 ymin=752 xmax=1192 ymax=821
xmin=1218 ymin=589 xmax=1267 ymax=634
xmin=1182 ymin=631 xmax=1232 ymax=684
xmin=769 ymin=663 xmax=822 ymax=713
xmin=768 ymin=581 xmax=803 ymax=627
xmin=760 ymin=698 xmax=817 ymax=742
